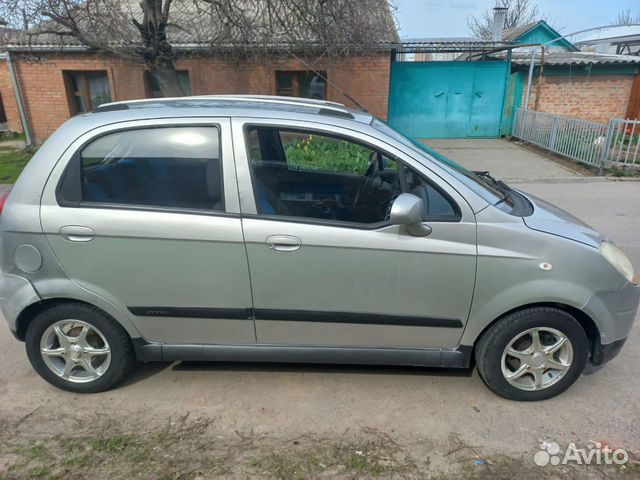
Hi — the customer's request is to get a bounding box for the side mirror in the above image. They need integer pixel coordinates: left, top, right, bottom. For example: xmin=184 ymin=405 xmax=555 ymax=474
xmin=390 ymin=193 xmax=432 ymax=237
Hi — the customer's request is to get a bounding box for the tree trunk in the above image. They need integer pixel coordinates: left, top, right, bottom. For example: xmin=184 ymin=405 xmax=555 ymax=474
xmin=132 ymin=0 xmax=184 ymax=97
xmin=149 ymin=66 xmax=185 ymax=97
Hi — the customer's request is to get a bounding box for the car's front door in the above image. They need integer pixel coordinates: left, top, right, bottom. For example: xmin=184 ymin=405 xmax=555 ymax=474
xmin=41 ymin=118 xmax=255 ymax=345
xmin=233 ymin=119 xmax=477 ymax=349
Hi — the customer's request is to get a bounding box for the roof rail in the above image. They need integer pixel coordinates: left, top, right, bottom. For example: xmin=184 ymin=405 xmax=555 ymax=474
xmin=94 ymin=95 xmax=352 ymax=116
xmin=213 ymin=95 xmax=347 ymax=108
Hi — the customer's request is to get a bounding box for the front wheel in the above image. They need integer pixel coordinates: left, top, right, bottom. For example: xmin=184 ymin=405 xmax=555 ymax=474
xmin=475 ymin=307 xmax=589 ymax=401
xmin=25 ymin=302 xmax=134 ymax=393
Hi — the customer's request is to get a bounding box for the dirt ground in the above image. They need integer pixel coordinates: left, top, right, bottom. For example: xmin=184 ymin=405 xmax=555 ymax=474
xmin=1 ymin=149 xmax=640 ymax=478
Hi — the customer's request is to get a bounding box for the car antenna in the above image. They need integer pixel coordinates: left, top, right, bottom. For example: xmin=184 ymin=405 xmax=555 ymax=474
xmin=282 ymin=47 xmax=368 ymax=112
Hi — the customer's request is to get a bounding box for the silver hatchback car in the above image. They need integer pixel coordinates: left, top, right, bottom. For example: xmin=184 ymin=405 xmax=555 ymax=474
xmin=1 ymin=96 xmax=638 ymax=400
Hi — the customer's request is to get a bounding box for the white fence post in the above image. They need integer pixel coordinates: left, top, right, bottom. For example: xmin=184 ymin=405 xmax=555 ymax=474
xmin=549 ymin=115 xmax=559 ymax=151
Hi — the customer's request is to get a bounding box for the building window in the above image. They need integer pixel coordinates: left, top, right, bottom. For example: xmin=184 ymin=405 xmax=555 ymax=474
xmin=145 ymin=70 xmax=191 ymax=98
xmin=64 ymin=71 xmax=112 ymax=114
xmin=276 ymin=71 xmax=326 ymax=100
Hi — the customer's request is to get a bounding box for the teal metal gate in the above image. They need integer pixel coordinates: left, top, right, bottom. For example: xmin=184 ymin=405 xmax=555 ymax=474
xmin=388 ymin=61 xmax=510 ymax=139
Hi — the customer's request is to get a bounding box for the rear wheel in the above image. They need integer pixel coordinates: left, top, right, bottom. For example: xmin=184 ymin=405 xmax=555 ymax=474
xmin=475 ymin=307 xmax=589 ymax=401
xmin=25 ymin=303 xmax=134 ymax=393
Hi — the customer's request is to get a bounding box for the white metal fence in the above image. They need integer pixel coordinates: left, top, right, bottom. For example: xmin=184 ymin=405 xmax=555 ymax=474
xmin=512 ymin=109 xmax=640 ymax=173
xmin=606 ymin=118 xmax=640 ymax=167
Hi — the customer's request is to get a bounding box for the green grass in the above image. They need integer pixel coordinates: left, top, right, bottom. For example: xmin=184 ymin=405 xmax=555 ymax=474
xmin=0 ymin=148 xmax=35 ymax=183
xmin=90 ymin=434 xmax=139 ymax=453
xmin=605 ymin=165 xmax=640 ymax=177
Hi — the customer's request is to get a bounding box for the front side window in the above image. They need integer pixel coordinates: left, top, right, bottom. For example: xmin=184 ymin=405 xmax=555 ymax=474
xmin=246 ymin=127 xmax=458 ymax=225
xmin=61 ymin=127 xmax=223 ymax=211
xmin=65 ymin=71 xmax=112 ymax=114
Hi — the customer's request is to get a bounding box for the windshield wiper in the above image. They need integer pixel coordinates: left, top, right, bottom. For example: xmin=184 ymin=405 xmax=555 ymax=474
xmin=473 ymin=171 xmax=512 ymax=204
xmin=473 ymin=171 xmax=511 ymax=191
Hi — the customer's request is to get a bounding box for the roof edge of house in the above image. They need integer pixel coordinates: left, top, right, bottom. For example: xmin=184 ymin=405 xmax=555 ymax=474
xmin=1 ymin=42 xmax=397 ymax=54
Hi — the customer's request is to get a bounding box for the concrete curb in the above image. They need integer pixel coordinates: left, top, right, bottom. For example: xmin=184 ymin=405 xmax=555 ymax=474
xmin=506 ymin=177 xmax=605 ymax=184
xmin=603 ymin=176 xmax=640 ymax=182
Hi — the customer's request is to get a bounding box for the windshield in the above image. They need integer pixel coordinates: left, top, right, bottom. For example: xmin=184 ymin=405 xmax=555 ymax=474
xmin=371 ymin=119 xmax=510 ymax=207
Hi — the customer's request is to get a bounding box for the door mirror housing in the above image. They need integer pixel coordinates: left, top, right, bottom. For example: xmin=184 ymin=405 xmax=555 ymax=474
xmin=390 ymin=193 xmax=423 ymax=225
xmin=390 ymin=193 xmax=432 ymax=237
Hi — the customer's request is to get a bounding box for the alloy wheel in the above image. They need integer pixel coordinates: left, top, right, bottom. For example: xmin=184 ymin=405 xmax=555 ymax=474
xmin=39 ymin=319 xmax=111 ymax=383
xmin=501 ymin=327 xmax=573 ymax=391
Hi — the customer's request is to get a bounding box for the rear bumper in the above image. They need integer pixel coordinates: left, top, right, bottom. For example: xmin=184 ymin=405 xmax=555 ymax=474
xmin=0 ymin=272 xmax=41 ymax=336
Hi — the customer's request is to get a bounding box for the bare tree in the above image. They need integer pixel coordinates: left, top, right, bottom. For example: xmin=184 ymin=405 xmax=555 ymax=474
xmin=611 ymin=8 xmax=640 ymax=26
xmin=467 ymin=0 xmax=540 ymax=39
xmin=0 ymin=0 xmax=397 ymax=97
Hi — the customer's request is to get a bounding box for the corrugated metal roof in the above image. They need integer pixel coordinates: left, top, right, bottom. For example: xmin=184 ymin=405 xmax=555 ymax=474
xmin=493 ymin=51 xmax=640 ymax=65
xmin=392 ymin=38 xmax=517 ymax=54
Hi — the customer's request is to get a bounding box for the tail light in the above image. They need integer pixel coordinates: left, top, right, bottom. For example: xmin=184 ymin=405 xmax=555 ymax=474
xmin=0 ymin=191 xmax=10 ymax=215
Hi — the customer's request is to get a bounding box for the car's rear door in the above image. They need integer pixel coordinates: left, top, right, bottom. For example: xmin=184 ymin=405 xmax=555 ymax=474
xmin=232 ymin=118 xmax=477 ymax=349
xmin=40 ymin=118 xmax=256 ymax=345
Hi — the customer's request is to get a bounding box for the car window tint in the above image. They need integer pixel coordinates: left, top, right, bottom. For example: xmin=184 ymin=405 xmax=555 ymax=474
xmin=247 ymin=127 xmax=400 ymax=224
xmin=80 ymin=127 xmax=223 ymax=211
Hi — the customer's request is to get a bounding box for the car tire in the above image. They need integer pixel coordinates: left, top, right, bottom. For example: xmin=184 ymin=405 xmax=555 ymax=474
xmin=25 ymin=302 xmax=134 ymax=393
xmin=475 ymin=307 xmax=589 ymax=401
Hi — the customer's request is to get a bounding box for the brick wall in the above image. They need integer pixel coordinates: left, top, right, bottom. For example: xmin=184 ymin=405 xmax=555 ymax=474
xmin=522 ymin=74 xmax=634 ymax=125
xmin=0 ymin=52 xmax=391 ymax=143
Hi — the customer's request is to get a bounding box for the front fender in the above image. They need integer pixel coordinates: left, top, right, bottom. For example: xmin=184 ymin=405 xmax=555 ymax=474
xmin=463 ymin=207 xmax=628 ymax=347
xmin=460 ymin=278 xmax=594 ymax=345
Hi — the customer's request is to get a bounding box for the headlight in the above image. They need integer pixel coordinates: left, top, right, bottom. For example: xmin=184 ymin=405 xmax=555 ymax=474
xmin=600 ymin=241 xmax=638 ymax=285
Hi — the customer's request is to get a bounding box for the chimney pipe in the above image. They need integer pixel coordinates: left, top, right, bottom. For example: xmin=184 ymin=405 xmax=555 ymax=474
xmin=492 ymin=7 xmax=507 ymax=42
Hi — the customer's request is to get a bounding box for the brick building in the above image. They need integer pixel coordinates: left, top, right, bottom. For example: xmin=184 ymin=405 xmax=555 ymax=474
xmin=515 ymin=54 xmax=640 ymax=124
xmin=0 ymin=52 xmax=393 ymax=143
xmin=0 ymin=1 xmax=398 ymax=144
xmin=498 ymin=21 xmax=640 ymax=127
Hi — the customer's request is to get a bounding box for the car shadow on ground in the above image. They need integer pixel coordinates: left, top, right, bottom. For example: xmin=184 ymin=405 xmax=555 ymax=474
xmin=171 ymin=361 xmax=475 ymax=378
xmin=119 ymin=361 xmax=174 ymax=387
xmin=118 ymin=361 xmax=476 ymax=389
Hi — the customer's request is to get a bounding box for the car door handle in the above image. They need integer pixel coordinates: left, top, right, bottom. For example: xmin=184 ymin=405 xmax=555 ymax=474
xmin=265 ymin=235 xmax=302 ymax=252
xmin=60 ymin=225 xmax=95 ymax=242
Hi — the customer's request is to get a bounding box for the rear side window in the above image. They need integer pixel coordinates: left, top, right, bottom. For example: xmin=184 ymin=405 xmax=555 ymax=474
xmin=59 ymin=126 xmax=223 ymax=211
